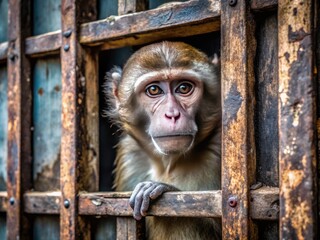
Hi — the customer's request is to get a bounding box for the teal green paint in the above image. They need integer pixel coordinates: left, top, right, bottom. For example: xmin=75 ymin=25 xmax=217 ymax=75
xmin=33 ymin=0 xmax=61 ymax=35
xmin=149 ymin=0 xmax=187 ymax=9
xmin=98 ymin=0 xmax=118 ymax=19
xmin=0 ymin=215 xmax=6 ymax=239
xmin=33 ymin=58 xmax=61 ymax=185
xmin=0 ymin=65 xmax=7 ymax=191
xmin=0 ymin=0 xmax=8 ymax=42
xmin=33 ymin=216 xmax=59 ymax=240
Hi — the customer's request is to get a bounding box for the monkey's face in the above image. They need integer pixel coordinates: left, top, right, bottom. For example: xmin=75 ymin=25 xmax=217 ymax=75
xmin=107 ymin=41 xmax=220 ymax=157
xmin=135 ymin=69 xmax=204 ymax=155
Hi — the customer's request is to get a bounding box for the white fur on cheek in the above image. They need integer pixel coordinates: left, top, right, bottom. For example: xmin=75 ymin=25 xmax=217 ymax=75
xmin=151 ymin=137 xmax=168 ymax=155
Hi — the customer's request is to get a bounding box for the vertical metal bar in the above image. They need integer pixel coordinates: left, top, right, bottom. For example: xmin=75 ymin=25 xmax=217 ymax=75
xmin=60 ymin=0 xmax=86 ymax=239
xmin=60 ymin=0 xmax=97 ymax=239
xmin=278 ymin=0 xmax=317 ymax=239
xmin=7 ymin=0 xmax=32 ymax=239
xmin=221 ymin=0 xmax=257 ymax=239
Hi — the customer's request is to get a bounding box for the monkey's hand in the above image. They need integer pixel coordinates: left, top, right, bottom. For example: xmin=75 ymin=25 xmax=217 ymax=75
xmin=129 ymin=181 xmax=178 ymax=220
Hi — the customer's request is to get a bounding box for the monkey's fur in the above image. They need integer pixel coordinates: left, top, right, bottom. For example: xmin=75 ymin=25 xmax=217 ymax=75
xmin=105 ymin=41 xmax=221 ymax=239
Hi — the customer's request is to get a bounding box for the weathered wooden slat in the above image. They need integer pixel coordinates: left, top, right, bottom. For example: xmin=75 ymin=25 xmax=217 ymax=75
xmin=80 ymin=0 xmax=220 ymax=48
xmin=7 ymin=0 xmax=32 ymax=238
xmin=0 ymin=192 xmax=7 ymax=212
xmin=22 ymin=189 xmax=279 ymax=220
xmin=25 ymin=31 xmax=61 ymax=57
xmin=24 ymin=191 xmax=60 ymax=214
xmin=15 ymin=0 xmax=280 ymax=58
xmin=60 ymin=0 xmax=97 ymax=238
xmin=118 ymin=0 xmax=147 ymax=15
xmin=0 ymin=42 xmax=8 ymax=62
xmin=221 ymin=0 xmax=257 ymax=239
xmin=251 ymin=0 xmax=277 ymax=11
xmin=116 ymin=217 xmax=145 ymax=240
xmin=60 ymin=0 xmax=82 ymax=238
xmin=278 ymin=0 xmax=317 ymax=239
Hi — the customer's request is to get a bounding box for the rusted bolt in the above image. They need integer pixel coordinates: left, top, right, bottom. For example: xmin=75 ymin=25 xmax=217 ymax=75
xmin=64 ymin=199 xmax=70 ymax=208
xmin=9 ymin=53 xmax=15 ymax=61
xmin=63 ymin=30 xmax=72 ymax=38
xmin=229 ymin=0 xmax=237 ymax=6
xmin=9 ymin=197 xmax=15 ymax=206
xmin=64 ymin=44 xmax=70 ymax=52
xmin=228 ymin=196 xmax=237 ymax=208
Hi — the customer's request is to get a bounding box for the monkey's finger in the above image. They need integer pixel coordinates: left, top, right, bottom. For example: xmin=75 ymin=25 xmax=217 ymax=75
xmin=132 ymin=190 xmax=144 ymax=220
xmin=129 ymin=182 xmax=151 ymax=208
xmin=140 ymin=185 xmax=158 ymax=216
xmin=149 ymin=184 xmax=175 ymax=199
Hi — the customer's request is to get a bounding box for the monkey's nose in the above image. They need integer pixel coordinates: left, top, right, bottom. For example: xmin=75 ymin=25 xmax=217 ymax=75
xmin=165 ymin=110 xmax=180 ymax=123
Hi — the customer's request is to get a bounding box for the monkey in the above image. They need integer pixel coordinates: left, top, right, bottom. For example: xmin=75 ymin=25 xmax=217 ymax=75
xmin=104 ymin=41 xmax=221 ymax=240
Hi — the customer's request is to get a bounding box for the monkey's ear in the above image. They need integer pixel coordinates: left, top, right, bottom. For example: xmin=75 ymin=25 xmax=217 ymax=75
xmin=110 ymin=71 xmax=121 ymax=109
xmin=211 ymin=53 xmax=220 ymax=66
xmin=103 ymin=67 xmax=122 ymax=121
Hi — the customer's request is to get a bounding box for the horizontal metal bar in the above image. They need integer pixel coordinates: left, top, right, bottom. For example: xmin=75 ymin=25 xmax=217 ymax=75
xmin=20 ymin=187 xmax=279 ymax=220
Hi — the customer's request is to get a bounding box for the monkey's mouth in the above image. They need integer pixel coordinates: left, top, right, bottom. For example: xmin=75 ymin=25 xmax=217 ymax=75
xmin=152 ymin=134 xmax=194 ymax=154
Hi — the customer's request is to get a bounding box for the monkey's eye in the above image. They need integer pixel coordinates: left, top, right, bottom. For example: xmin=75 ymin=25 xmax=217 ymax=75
xmin=146 ymin=85 xmax=163 ymax=97
xmin=176 ymin=82 xmax=194 ymax=95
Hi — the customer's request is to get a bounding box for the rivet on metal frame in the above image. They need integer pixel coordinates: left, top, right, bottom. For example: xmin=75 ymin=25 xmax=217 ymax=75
xmin=64 ymin=199 xmax=70 ymax=209
xmin=229 ymin=0 xmax=237 ymax=7
xmin=64 ymin=44 xmax=70 ymax=52
xmin=228 ymin=196 xmax=238 ymax=208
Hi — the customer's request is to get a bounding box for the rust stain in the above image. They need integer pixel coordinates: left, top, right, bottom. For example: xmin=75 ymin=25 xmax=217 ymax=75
xmin=54 ymin=85 xmax=61 ymax=92
xmin=38 ymin=87 xmax=44 ymax=95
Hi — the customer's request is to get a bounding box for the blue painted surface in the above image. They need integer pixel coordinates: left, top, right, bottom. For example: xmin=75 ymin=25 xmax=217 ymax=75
xmin=33 ymin=0 xmax=61 ymax=35
xmin=149 ymin=0 xmax=187 ymax=9
xmin=0 ymin=0 xmax=8 ymax=42
xmin=33 ymin=58 xmax=61 ymax=184
xmin=0 ymin=65 xmax=7 ymax=191
xmin=0 ymin=214 xmax=6 ymax=240
xmin=33 ymin=216 xmax=59 ymax=240
xmin=98 ymin=0 xmax=118 ymax=19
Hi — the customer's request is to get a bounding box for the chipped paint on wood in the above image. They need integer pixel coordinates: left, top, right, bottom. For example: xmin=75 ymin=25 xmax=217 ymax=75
xmin=33 ymin=58 xmax=61 ymax=191
xmin=278 ymin=0 xmax=317 ymax=239
xmin=221 ymin=0 xmax=257 ymax=238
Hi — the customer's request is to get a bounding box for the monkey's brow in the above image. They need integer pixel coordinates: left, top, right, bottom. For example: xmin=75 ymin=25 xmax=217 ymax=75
xmin=134 ymin=69 xmax=203 ymax=91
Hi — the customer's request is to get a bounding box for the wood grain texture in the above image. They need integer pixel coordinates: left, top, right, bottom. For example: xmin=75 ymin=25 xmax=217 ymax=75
xmin=80 ymin=0 xmax=220 ymax=48
xmin=7 ymin=0 xmax=32 ymax=238
xmin=118 ymin=0 xmax=147 ymax=15
xmin=278 ymin=0 xmax=317 ymax=239
xmin=221 ymin=0 xmax=257 ymax=238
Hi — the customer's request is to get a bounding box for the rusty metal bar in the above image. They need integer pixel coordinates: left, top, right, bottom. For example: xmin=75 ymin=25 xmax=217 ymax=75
xmin=60 ymin=0 xmax=87 ymax=239
xmin=278 ymin=0 xmax=317 ymax=239
xmin=221 ymin=0 xmax=257 ymax=239
xmin=7 ymin=0 xmax=32 ymax=239
xmin=60 ymin=0 xmax=97 ymax=239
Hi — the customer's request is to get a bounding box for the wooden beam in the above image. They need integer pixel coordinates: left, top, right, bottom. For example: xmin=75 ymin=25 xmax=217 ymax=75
xmin=278 ymin=0 xmax=317 ymax=239
xmin=22 ymin=188 xmax=279 ymax=220
xmin=80 ymin=0 xmax=220 ymax=48
xmin=60 ymin=0 xmax=97 ymax=239
xmin=251 ymin=0 xmax=277 ymax=11
xmin=7 ymin=0 xmax=32 ymax=239
xmin=25 ymin=31 xmax=61 ymax=57
xmin=116 ymin=217 xmax=145 ymax=240
xmin=24 ymin=191 xmax=60 ymax=214
xmin=221 ymin=0 xmax=257 ymax=239
xmin=7 ymin=0 xmax=280 ymax=58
